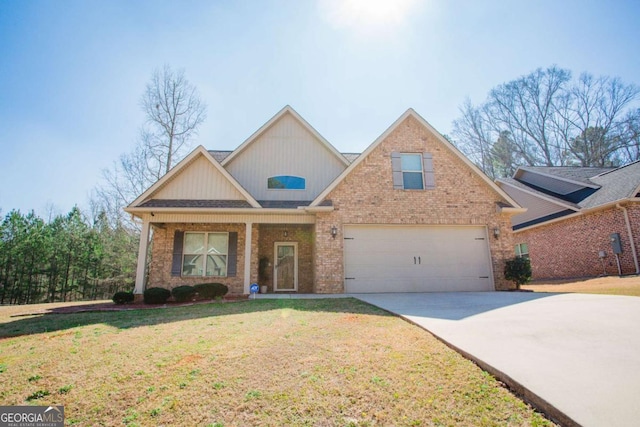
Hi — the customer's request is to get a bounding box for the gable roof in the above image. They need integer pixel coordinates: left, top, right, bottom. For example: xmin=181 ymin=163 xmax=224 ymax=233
xmin=125 ymin=145 xmax=261 ymax=211
xmin=220 ymin=105 xmax=350 ymax=168
xmin=310 ymin=108 xmax=523 ymax=210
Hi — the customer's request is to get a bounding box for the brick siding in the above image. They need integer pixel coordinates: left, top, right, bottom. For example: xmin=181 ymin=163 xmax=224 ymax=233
xmin=313 ymin=115 xmax=519 ymax=293
xmin=516 ymin=202 xmax=640 ymax=279
xmin=148 ymin=223 xmax=257 ymax=295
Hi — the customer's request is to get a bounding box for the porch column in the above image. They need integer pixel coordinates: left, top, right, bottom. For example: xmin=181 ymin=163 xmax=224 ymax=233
xmin=243 ymin=222 xmax=253 ymax=294
xmin=134 ymin=219 xmax=151 ymax=296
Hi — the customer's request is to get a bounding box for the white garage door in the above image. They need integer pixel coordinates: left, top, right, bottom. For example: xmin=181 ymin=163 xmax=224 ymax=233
xmin=344 ymin=225 xmax=494 ymax=293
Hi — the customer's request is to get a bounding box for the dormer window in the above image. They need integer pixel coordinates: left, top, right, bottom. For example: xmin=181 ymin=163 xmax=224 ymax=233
xmin=268 ymin=175 xmax=306 ymax=190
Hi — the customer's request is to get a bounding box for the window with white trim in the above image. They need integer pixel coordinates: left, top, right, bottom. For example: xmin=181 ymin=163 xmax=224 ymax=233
xmin=515 ymin=243 xmax=530 ymax=259
xmin=400 ymin=154 xmax=424 ymax=190
xmin=182 ymin=232 xmax=229 ymax=277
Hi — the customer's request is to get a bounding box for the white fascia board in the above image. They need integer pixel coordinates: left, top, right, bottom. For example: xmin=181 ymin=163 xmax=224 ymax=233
xmin=302 ymin=205 xmax=334 ymax=213
xmin=124 ymin=206 xmax=318 ymax=215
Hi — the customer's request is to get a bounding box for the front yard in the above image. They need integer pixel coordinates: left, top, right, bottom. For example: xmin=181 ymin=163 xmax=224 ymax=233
xmin=0 ymin=298 xmax=553 ymax=426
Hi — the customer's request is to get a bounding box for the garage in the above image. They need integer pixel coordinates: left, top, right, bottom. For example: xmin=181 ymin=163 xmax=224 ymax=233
xmin=343 ymin=225 xmax=494 ymax=293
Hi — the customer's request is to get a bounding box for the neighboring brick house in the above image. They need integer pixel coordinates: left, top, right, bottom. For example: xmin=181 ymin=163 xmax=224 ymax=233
xmin=497 ymin=164 xmax=640 ymax=280
xmin=125 ymin=106 xmax=524 ymax=296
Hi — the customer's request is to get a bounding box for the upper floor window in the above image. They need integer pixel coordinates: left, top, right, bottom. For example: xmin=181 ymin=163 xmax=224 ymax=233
xmin=268 ymin=175 xmax=306 ymax=190
xmin=401 ymin=154 xmax=424 ymax=190
xmin=392 ymin=152 xmax=435 ymax=190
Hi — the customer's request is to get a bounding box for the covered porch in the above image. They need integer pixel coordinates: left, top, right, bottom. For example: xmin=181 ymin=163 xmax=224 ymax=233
xmin=131 ymin=211 xmax=318 ymax=297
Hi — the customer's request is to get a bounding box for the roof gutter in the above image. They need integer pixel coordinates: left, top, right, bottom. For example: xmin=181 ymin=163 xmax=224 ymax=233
xmin=616 ymin=203 xmax=640 ymax=274
xmin=124 ymin=207 xmax=318 ymax=216
xmin=302 ymin=206 xmax=335 ymax=213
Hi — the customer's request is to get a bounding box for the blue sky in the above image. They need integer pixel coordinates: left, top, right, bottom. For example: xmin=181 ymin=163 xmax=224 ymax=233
xmin=1 ymin=0 xmax=639 ymax=217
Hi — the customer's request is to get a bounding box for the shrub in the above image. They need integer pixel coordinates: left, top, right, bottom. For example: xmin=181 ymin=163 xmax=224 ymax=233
xmin=504 ymin=257 xmax=532 ymax=289
xmin=193 ymin=283 xmax=229 ymax=300
xmin=112 ymin=291 xmax=134 ymax=304
xmin=171 ymin=285 xmax=196 ymax=303
xmin=143 ymin=287 xmax=171 ymax=304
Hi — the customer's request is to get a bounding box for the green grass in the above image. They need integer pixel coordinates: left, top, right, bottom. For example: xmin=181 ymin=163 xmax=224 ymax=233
xmin=0 ymin=299 xmax=554 ymax=426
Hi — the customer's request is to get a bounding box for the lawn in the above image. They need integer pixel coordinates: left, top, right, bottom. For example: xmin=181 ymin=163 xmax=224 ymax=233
xmin=522 ymin=275 xmax=640 ymax=297
xmin=0 ymin=299 xmax=554 ymax=426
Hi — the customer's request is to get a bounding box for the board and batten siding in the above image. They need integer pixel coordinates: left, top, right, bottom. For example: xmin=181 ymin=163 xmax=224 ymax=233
xmin=154 ymin=155 xmax=247 ymax=200
xmin=504 ymin=185 xmax=573 ymax=227
xmin=225 ymin=113 xmax=347 ymax=200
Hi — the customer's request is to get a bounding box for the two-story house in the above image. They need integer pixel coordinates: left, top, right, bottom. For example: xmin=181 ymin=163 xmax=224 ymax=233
xmin=125 ymin=106 xmax=524 ymax=297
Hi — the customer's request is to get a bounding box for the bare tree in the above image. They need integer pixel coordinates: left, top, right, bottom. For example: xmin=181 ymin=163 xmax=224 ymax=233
xmin=93 ymin=65 xmax=207 ymax=227
xmin=452 ymin=66 xmax=639 ymax=176
xmin=452 ymin=100 xmax=497 ymax=178
xmin=554 ymin=74 xmax=639 ymax=166
xmin=141 ymin=65 xmax=207 ymax=176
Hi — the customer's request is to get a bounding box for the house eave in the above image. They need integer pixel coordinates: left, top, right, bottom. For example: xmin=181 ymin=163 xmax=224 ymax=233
xmin=124 ymin=206 xmax=319 ymax=217
xmin=513 ymin=197 xmax=637 ymax=233
xmin=301 ymin=205 xmax=335 ymax=213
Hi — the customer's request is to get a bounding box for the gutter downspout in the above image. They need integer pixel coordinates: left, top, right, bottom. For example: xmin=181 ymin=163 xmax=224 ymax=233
xmin=617 ymin=203 xmax=640 ymax=274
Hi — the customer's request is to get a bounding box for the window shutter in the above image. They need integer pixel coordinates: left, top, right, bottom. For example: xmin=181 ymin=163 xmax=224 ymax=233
xmin=227 ymin=232 xmax=238 ymax=277
xmin=423 ymin=152 xmax=435 ymax=189
xmin=391 ymin=152 xmax=403 ymax=189
xmin=171 ymin=231 xmax=184 ymax=277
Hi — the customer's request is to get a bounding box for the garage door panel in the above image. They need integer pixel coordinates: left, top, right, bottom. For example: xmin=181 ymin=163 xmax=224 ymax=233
xmin=344 ymin=225 xmax=493 ymax=293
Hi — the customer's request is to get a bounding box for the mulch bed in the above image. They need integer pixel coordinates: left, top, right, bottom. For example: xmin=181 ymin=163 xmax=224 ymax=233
xmin=9 ymin=296 xmax=249 ymax=318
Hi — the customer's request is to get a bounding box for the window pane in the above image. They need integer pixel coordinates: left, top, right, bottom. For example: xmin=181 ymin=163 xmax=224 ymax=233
xmin=182 ymin=255 xmax=203 ymax=276
xmin=515 ymin=245 xmax=521 ymax=257
xmin=520 ymin=243 xmax=529 ymax=254
xmin=403 ymin=172 xmax=424 ymax=189
xmin=184 ymin=233 xmax=204 ymax=254
xmin=268 ymin=175 xmax=305 ymax=189
xmin=206 ymin=255 xmax=227 ymax=276
xmin=401 ymin=154 xmax=422 ymax=171
xmin=207 ymin=233 xmax=228 ymax=255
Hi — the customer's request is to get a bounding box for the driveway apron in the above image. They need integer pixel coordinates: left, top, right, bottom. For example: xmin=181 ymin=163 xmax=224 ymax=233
xmin=351 ymin=292 xmax=640 ymax=427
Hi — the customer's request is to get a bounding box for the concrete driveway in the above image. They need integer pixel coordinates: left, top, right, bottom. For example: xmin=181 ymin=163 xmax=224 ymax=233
xmin=351 ymin=292 xmax=640 ymax=427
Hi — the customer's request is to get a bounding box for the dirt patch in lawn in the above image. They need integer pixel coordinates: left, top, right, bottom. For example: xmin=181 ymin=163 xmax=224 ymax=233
xmin=523 ymin=275 xmax=640 ymax=296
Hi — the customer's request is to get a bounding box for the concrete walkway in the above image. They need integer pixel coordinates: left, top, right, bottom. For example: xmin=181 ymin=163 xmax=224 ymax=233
xmin=351 ymin=292 xmax=640 ymax=427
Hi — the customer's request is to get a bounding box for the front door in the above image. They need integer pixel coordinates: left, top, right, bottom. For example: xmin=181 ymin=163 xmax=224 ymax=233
xmin=274 ymin=242 xmax=298 ymax=291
